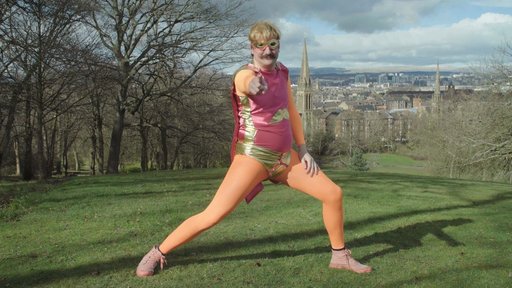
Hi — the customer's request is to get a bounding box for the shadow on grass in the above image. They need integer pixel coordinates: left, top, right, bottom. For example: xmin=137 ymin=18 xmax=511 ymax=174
xmin=0 ymin=255 xmax=142 ymax=287
xmin=346 ymin=190 xmax=511 ymax=230
xmin=5 ymin=190 xmax=510 ymax=286
xmin=170 ymin=191 xmax=511 ymax=255
xmin=379 ymin=263 xmax=506 ymax=288
xmin=172 ymin=218 xmax=474 ymax=266
xmin=36 ymin=181 xmax=218 ymax=205
xmin=1 ymin=218 xmax=473 ymax=286
xmin=335 ymin=172 xmax=509 ymax=198
xmin=351 ymin=218 xmax=473 ymax=262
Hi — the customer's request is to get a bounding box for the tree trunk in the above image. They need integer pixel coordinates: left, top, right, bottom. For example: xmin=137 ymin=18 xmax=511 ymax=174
xmin=35 ymin=98 xmax=47 ymax=180
xmin=14 ymin=138 xmax=21 ymax=176
xmin=140 ymin=125 xmax=149 ymax=172
xmin=158 ymin=126 xmax=168 ymax=170
xmin=140 ymin=130 xmax=148 ymax=172
xmin=97 ymin=114 xmax=105 ymax=174
xmin=0 ymin=88 xmax=18 ymax=175
xmin=106 ymin=107 xmax=126 ymax=173
xmin=138 ymin=101 xmax=148 ymax=172
xmin=90 ymin=92 xmax=105 ymax=174
xmin=21 ymin=131 xmax=34 ymax=181
xmin=73 ymin=147 xmax=79 ymax=171
xmin=90 ymin=125 xmax=97 ymax=175
xmin=62 ymin=143 xmax=68 ymax=175
xmin=22 ymin=95 xmax=34 ymax=181
xmin=45 ymin=113 xmax=58 ymax=176
xmin=170 ymin=136 xmax=184 ymax=170
xmin=56 ymin=115 xmax=64 ymax=175
xmin=34 ymin=62 xmax=48 ymax=179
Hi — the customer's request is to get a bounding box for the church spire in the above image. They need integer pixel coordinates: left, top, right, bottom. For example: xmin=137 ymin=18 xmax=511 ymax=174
xmin=299 ymin=39 xmax=311 ymax=89
xmin=297 ymin=38 xmax=312 ymax=114
xmin=432 ymin=61 xmax=441 ymax=114
xmin=296 ymin=38 xmax=313 ymax=133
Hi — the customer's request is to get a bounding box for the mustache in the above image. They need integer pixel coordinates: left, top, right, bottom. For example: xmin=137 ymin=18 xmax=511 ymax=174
xmin=261 ymin=53 xmax=277 ymax=59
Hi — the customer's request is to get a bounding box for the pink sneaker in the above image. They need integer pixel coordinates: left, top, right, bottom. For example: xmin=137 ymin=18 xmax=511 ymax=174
xmin=136 ymin=245 xmax=167 ymax=277
xmin=329 ymin=248 xmax=372 ymax=273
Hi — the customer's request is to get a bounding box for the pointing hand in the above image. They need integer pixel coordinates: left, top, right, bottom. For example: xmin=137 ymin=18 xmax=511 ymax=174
xmin=248 ymin=74 xmax=268 ymax=96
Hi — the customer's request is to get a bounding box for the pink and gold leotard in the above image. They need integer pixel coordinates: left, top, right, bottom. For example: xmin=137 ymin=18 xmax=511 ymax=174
xmin=230 ymin=62 xmax=305 ymax=202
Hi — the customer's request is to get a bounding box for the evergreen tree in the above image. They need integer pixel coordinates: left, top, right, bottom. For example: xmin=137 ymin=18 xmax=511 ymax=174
xmin=349 ymin=148 xmax=369 ymax=172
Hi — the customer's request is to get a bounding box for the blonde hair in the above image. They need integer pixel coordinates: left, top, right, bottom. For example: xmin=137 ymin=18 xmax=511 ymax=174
xmin=248 ymin=21 xmax=281 ymax=43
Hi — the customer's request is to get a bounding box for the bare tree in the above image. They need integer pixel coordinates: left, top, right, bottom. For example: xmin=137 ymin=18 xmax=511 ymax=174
xmin=410 ymin=44 xmax=512 ymax=183
xmin=79 ymin=50 xmax=116 ymax=175
xmin=0 ymin=82 xmax=20 ymax=176
xmin=0 ymin=1 xmax=28 ymax=177
xmin=86 ymin=0 xmax=246 ymax=174
xmin=87 ymin=75 xmax=112 ymax=175
xmin=1 ymin=0 xmax=92 ymax=180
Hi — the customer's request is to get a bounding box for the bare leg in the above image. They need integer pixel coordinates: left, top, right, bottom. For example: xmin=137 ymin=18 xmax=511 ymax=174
xmin=273 ymin=149 xmax=371 ymax=273
xmin=137 ymin=154 xmax=268 ymax=277
xmin=158 ymin=155 xmax=268 ymax=254
xmin=273 ymin=149 xmax=345 ymax=248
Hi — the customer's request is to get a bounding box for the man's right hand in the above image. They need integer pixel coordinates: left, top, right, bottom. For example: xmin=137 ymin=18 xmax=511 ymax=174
xmin=248 ymin=74 xmax=268 ymax=96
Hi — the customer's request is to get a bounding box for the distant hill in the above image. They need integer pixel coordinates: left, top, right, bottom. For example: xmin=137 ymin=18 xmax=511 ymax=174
xmin=289 ymin=67 xmax=459 ymax=76
xmin=288 ymin=67 xmax=349 ymax=77
xmin=287 ymin=67 xmax=460 ymax=83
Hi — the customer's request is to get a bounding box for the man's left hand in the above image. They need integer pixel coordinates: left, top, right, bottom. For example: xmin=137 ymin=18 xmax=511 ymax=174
xmin=298 ymin=145 xmax=319 ymax=176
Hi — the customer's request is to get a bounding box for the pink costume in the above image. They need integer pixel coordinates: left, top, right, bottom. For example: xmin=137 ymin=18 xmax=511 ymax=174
xmin=230 ymin=62 xmax=295 ymax=203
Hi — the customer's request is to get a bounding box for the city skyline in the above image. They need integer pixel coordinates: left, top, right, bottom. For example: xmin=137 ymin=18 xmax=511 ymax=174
xmin=243 ymin=0 xmax=512 ymax=73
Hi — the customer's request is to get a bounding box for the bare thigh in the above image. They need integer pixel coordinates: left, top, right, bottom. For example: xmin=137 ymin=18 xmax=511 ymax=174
xmin=202 ymin=154 xmax=269 ymax=217
xmin=272 ymin=150 xmax=342 ymax=202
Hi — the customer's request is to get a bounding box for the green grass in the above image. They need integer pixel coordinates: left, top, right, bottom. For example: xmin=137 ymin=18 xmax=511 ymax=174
xmin=365 ymin=153 xmax=430 ymax=175
xmin=1 ymin=164 xmax=511 ymax=287
xmin=0 ymin=179 xmax=53 ymax=221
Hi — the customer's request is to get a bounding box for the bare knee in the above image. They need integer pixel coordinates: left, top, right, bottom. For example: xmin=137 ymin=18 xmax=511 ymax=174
xmin=196 ymin=209 xmax=229 ymax=230
xmin=323 ymin=185 xmax=343 ymax=205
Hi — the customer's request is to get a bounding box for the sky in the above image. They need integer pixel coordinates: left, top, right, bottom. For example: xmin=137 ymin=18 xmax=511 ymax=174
xmin=242 ymin=0 xmax=512 ymax=72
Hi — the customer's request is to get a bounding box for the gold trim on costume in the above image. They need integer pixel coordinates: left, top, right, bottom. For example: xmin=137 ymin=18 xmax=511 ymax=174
xmin=270 ymin=108 xmax=289 ymax=124
xmin=235 ymin=142 xmax=290 ymax=178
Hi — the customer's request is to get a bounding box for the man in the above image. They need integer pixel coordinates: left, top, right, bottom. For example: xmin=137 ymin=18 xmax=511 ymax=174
xmin=136 ymin=21 xmax=371 ymax=277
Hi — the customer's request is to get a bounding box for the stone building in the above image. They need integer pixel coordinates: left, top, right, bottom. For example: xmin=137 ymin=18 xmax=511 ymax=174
xmin=293 ymin=40 xmax=473 ymax=149
xmin=293 ymin=40 xmax=421 ymax=146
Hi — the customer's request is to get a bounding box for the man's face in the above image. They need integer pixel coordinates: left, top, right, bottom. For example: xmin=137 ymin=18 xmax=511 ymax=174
xmin=251 ymin=38 xmax=280 ymax=69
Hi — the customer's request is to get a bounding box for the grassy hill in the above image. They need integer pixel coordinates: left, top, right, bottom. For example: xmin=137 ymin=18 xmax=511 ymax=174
xmin=1 ymin=155 xmax=511 ymax=287
xmin=365 ymin=153 xmax=430 ymax=175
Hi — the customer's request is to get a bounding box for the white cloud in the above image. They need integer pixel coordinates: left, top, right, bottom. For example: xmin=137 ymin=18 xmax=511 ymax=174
xmin=275 ymin=12 xmax=512 ymax=71
xmin=239 ymin=0 xmax=512 ymax=71
xmin=246 ymin=0 xmax=446 ymax=33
